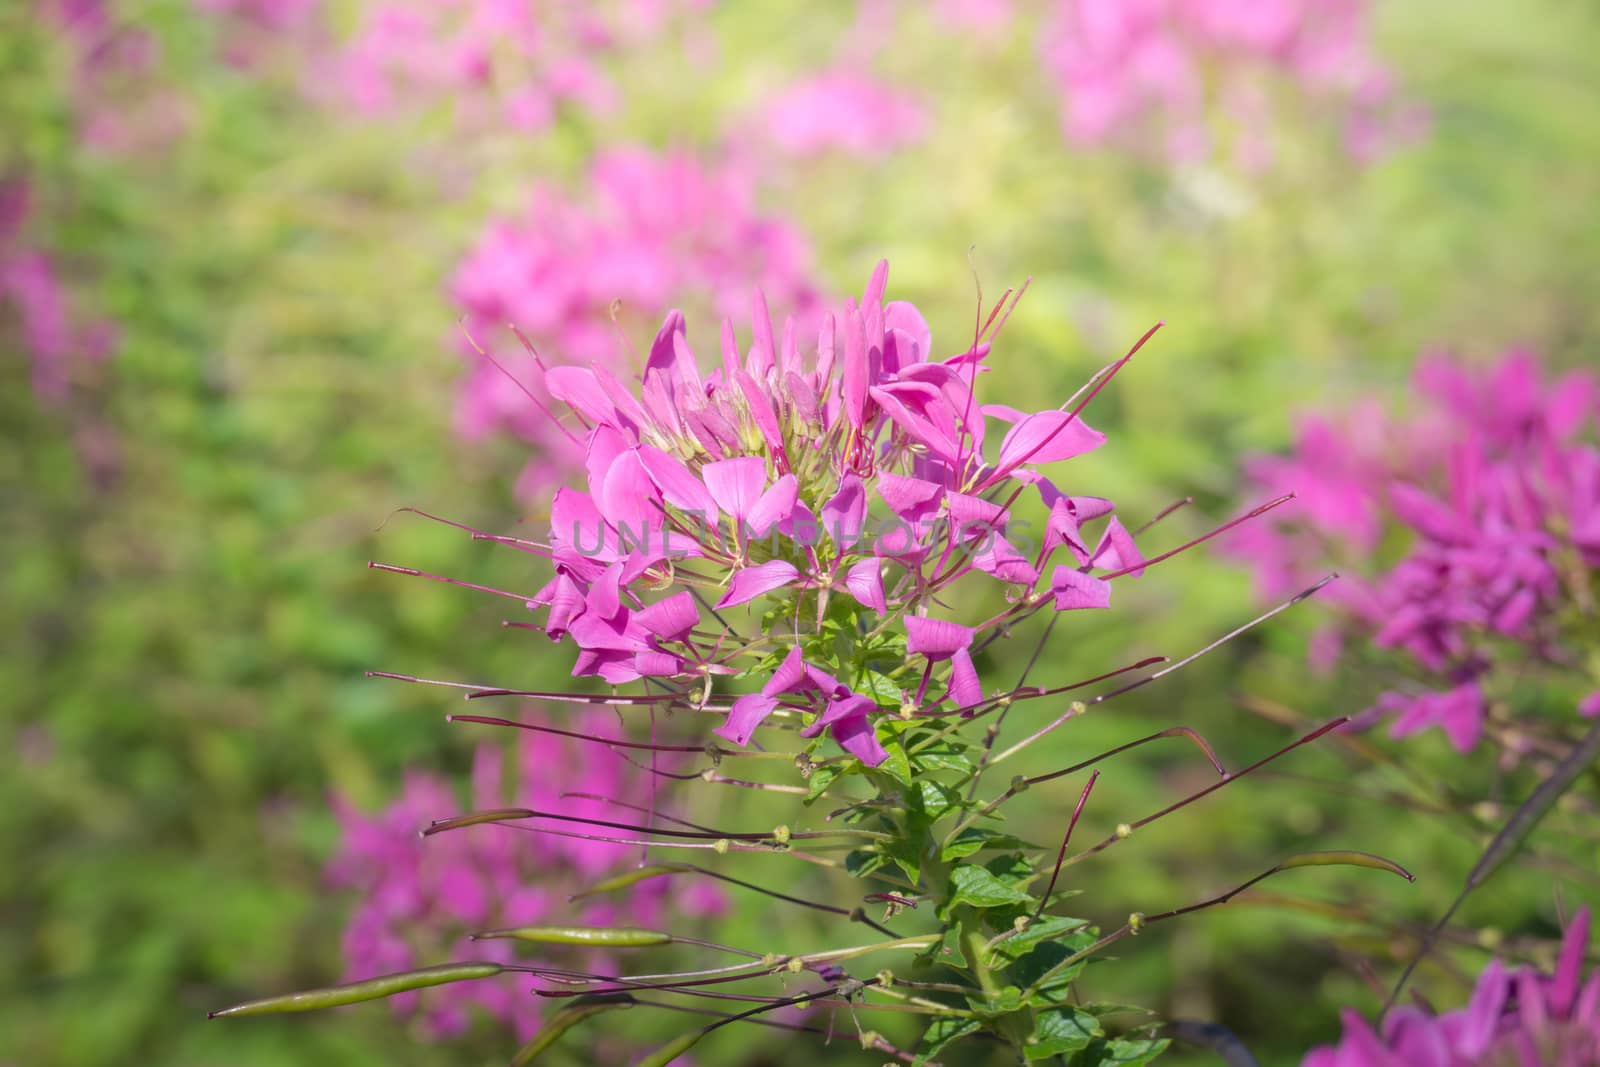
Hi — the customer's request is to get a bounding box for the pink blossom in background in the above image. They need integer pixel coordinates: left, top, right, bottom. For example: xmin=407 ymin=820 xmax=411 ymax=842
xmin=1303 ymin=908 xmax=1600 ymax=1066
xmin=451 ymin=147 xmax=823 ymax=498
xmin=328 ymin=710 xmax=725 ymax=1040
xmin=1231 ymin=351 xmax=1600 ymax=751
xmin=310 ymin=0 xmax=708 ymax=132
xmin=0 ymin=181 xmax=118 ymax=407
xmin=46 ymin=0 xmax=192 ymax=156
xmin=747 ymin=71 xmax=929 ymax=158
xmin=1041 ymin=0 xmax=1422 ymax=167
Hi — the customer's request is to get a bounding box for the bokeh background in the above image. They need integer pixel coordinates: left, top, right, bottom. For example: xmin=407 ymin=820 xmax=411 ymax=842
xmin=4 ymin=1 xmax=1597 ymax=1064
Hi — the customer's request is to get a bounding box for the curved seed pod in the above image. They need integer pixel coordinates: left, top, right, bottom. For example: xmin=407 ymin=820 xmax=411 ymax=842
xmin=1276 ymin=850 xmax=1415 ymax=881
xmin=509 ymin=994 xmax=635 ymax=1066
xmin=472 ymin=925 xmax=673 ymax=947
xmin=208 ymin=962 xmax=504 ymax=1018
xmin=635 ymin=1028 xmax=707 ymax=1067
xmin=568 ymin=864 xmax=693 ymax=901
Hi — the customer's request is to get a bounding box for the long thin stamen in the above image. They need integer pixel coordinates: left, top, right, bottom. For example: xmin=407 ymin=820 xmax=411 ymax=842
xmin=367 ymin=561 xmax=532 ymax=601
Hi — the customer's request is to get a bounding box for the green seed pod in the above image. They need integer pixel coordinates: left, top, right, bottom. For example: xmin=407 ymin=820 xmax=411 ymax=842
xmin=509 ymin=994 xmax=634 ymax=1066
xmin=635 ymin=1028 xmax=707 ymax=1067
xmin=568 ymin=864 xmax=692 ymax=901
xmin=1277 ymin=850 xmax=1415 ymax=882
xmin=422 ymin=808 xmax=535 ymax=836
xmin=472 ymin=925 xmax=672 ymax=947
xmin=208 ymin=962 xmax=504 ymax=1018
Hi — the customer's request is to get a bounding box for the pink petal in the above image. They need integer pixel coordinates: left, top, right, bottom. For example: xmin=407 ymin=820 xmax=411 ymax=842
xmin=948 ymin=648 xmax=981 ymax=709
xmin=638 ymin=446 xmax=718 ymax=525
xmin=747 ymin=474 xmax=799 ymax=538
xmin=1052 ymin=567 xmax=1112 ymax=610
xmin=996 ymin=410 xmax=1105 ymax=471
xmin=822 ymin=474 xmax=868 ymax=547
xmin=877 ymin=472 xmax=945 ymax=522
xmin=704 ymin=456 xmax=767 ymax=520
xmin=905 ymin=616 xmax=974 ymax=660
xmin=831 ymin=709 xmax=889 ymax=767
xmin=715 ymin=560 xmax=801 ymax=609
xmin=714 ymin=693 xmax=779 ymax=746
xmin=1549 ymin=908 xmax=1591 ymax=1017
xmin=845 ymin=558 xmax=887 ymax=615
xmin=761 ymin=645 xmax=808 ymax=696
xmin=546 ymin=366 xmax=625 ymax=430
xmin=1094 ymin=516 xmax=1145 ymax=576
xmin=634 ymin=591 xmax=698 ymax=642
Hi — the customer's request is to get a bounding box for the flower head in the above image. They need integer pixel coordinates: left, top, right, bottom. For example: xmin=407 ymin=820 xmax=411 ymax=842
xmin=514 ymin=260 xmax=1147 ymax=766
xmin=1232 ymin=350 xmax=1600 ymax=751
xmin=1304 ymin=909 xmax=1600 ymax=1067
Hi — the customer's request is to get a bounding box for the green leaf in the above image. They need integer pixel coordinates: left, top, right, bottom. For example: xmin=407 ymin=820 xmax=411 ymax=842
xmin=915 ymin=780 xmax=961 ymax=821
xmin=1026 ymin=1006 xmax=1102 ymax=1059
xmin=941 ymin=827 xmax=1033 ymax=861
xmin=884 ymin=834 xmax=924 ymax=883
xmin=941 ymin=864 xmax=1031 ymax=916
xmin=917 ymin=924 xmax=969 ymax=969
xmin=1066 ymin=1036 xmax=1171 ymax=1066
xmin=845 ymin=848 xmax=892 ymax=880
xmin=858 ymin=670 xmax=905 ymax=709
xmin=992 ymin=916 xmax=1094 ymax=961
xmin=1010 ymin=933 xmax=1095 ymax=996
xmin=985 ymin=853 xmax=1034 ymax=887
xmin=875 ymin=737 xmax=914 ymax=787
xmin=805 ymin=763 xmax=842 ymax=803
xmin=912 ymin=1017 xmax=982 ymax=1066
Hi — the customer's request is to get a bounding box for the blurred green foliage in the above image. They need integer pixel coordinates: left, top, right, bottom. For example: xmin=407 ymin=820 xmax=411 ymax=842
xmin=3 ymin=1 xmax=1598 ymax=1065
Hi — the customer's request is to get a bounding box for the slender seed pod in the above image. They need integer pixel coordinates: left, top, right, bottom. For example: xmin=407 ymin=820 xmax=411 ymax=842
xmin=208 ymin=963 xmax=504 ymax=1018
xmin=471 ymin=926 xmax=674 ymax=947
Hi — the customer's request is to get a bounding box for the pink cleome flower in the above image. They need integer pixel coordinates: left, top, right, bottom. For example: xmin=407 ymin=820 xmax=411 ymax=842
xmin=512 ymin=260 xmax=1147 ymax=767
xmin=327 ymin=709 xmax=725 ymax=1040
xmin=451 ymin=147 xmax=823 ymax=498
xmin=1231 ymin=351 xmax=1600 ymax=751
xmin=1304 ymin=909 xmax=1600 ymax=1066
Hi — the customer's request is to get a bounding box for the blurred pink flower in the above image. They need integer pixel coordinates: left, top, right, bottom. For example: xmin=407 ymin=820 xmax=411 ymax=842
xmin=450 ymin=147 xmax=823 ymax=498
xmin=0 ymin=181 xmax=118 ymax=407
xmin=1232 ymin=350 xmax=1600 ymax=751
xmin=1041 ymin=0 xmax=1422 ymax=167
xmin=310 ymin=0 xmax=707 ymax=130
xmin=749 ymin=71 xmax=929 ymax=157
xmin=1304 ymin=908 xmax=1600 ymax=1066
xmin=328 ymin=710 xmax=725 ymax=1039
xmin=47 ymin=0 xmax=192 ymax=156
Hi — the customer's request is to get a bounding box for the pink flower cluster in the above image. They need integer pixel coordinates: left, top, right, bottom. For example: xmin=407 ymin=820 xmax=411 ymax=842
xmin=1232 ymin=351 xmax=1600 ymax=751
xmin=452 ymin=148 xmax=823 ymax=498
xmin=312 ymin=0 xmax=706 ymax=132
xmin=1041 ymin=0 xmax=1418 ymax=166
xmin=47 ymin=0 xmax=191 ymax=156
xmin=744 ymin=70 xmax=929 ymax=158
xmin=516 ymin=261 xmax=1146 ymax=767
xmin=1304 ymin=909 xmax=1599 ymax=1067
xmin=328 ymin=710 xmax=724 ymax=1039
xmin=1 ymin=181 xmax=117 ymax=407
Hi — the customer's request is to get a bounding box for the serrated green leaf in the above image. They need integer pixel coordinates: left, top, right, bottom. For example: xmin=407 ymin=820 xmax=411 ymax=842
xmin=984 ymin=853 xmax=1034 ymax=887
xmin=1066 ymin=1036 xmax=1171 ymax=1066
xmin=941 ymin=828 xmax=1033 ymax=861
xmin=1026 ymin=1006 xmax=1102 ymax=1059
xmin=917 ymin=924 xmax=969 ymax=969
xmin=915 ymin=780 xmax=960 ymax=821
xmin=884 ymin=834 xmax=924 ymax=883
xmin=941 ymin=864 xmax=1031 ymax=916
xmin=912 ymin=1017 xmax=982 ymax=1066
xmin=805 ymin=763 xmax=842 ymax=802
xmin=875 ymin=737 xmax=914 ymax=787
xmin=1009 ymin=926 xmax=1098 ymax=997
xmin=845 ymin=848 xmax=891 ymax=880
xmin=992 ymin=916 xmax=1095 ymax=961
xmin=858 ymin=670 xmax=905 ymax=708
